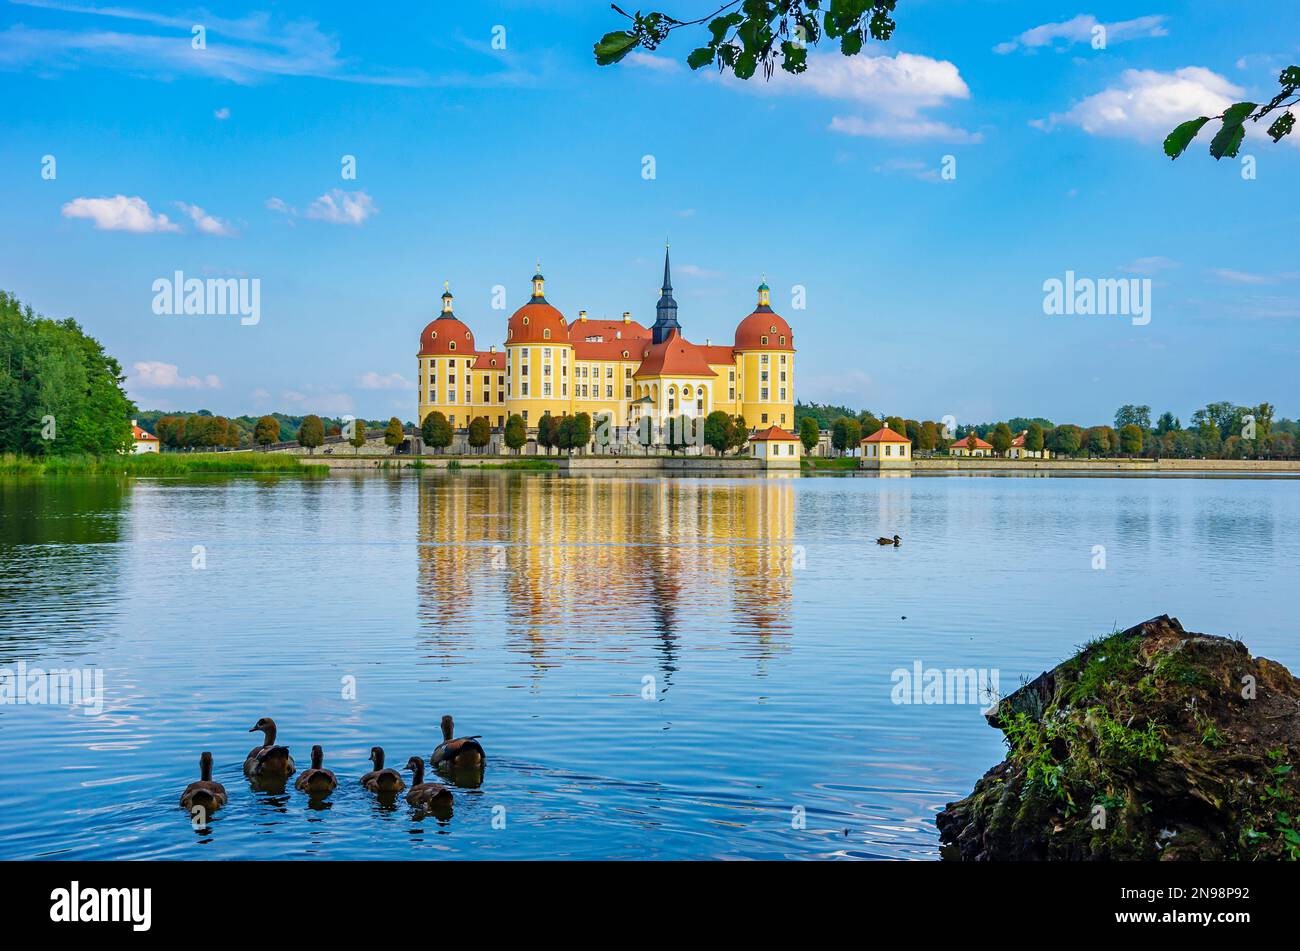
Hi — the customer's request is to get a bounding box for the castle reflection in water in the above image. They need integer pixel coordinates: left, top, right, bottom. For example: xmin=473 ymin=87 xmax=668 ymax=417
xmin=415 ymin=473 xmax=799 ymax=676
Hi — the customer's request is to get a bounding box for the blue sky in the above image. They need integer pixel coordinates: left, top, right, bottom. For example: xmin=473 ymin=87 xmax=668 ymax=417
xmin=2 ymin=0 xmax=1298 ymax=425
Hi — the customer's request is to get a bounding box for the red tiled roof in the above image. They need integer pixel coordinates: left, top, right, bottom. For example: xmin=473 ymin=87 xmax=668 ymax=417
xmin=633 ymin=330 xmax=717 ymax=378
xmin=419 ymin=316 xmax=476 ymax=356
xmin=132 ymin=424 xmax=158 ymax=442
xmin=1011 ymin=430 xmax=1026 ymax=448
xmin=735 ymin=308 xmax=794 ymax=351
xmin=951 ymin=434 xmax=993 ymax=450
xmin=471 ymin=351 xmax=505 ymax=369
xmin=698 ymin=344 xmax=738 ymax=366
xmin=507 ymin=300 xmax=568 ymax=345
xmin=862 ymin=425 xmax=910 ymax=444
xmin=750 ymin=425 xmax=798 ymax=441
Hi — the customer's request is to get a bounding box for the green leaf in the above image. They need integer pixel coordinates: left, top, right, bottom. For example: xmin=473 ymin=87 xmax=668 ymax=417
xmin=594 ymin=31 xmax=639 ymax=67
xmin=735 ymin=49 xmax=758 ymax=80
xmin=1267 ymin=112 xmax=1295 ymax=143
xmin=840 ymin=29 xmax=863 ymax=56
xmin=708 ymin=13 xmax=743 ymax=45
xmin=1163 ymin=116 xmax=1211 ymax=160
xmin=781 ymin=41 xmax=808 ymax=74
xmin=687 ymin=46 xmax=715 ymax=70
xmin=1209 ymin=101 xmax=1257 ymax=160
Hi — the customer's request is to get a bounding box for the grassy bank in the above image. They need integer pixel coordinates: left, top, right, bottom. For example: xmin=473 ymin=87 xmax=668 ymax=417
xmin=1 ymin=452 xmax=329 ymax=476
xmin=802 ymin=457 xmax=859 ymax=470
xmin=440 ymin=457 xmax=558 ymax=470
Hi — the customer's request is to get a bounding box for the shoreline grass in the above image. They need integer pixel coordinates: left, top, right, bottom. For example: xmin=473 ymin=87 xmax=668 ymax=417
xmin=1 ymin=452 xmax=329 ymax=477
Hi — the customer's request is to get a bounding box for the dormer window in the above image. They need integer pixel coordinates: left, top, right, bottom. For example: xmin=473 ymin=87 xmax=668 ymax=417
xmin=449 ymin=341 xmax=456 ymax=351
xmin=543 ymin=328 xmax=551 ymax=339
xmin=761 ymin=335 xmax=768 ymax=345
xmin=523 ymin=316 xmax=530 ymax=326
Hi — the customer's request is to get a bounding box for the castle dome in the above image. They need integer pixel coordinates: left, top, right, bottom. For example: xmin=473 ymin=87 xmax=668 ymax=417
xmin=507 ymin=268 xmax=568 ymax=344
xmin=734 ymin=280 xmax=794 ymax=351
xmin=419 ymin=283 xmax=476 ymax=355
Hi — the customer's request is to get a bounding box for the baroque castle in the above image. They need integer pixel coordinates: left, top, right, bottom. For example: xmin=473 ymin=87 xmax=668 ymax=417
xmin=416 ymin=248 xmax=795 ymax=436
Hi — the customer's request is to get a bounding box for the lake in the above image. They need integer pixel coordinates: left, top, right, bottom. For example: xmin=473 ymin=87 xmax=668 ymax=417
xmin=1 ymin=470 xmax=1297 ymax=860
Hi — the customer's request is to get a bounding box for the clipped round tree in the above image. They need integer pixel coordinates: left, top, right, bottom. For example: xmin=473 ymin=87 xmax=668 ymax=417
xmin=421 ymin=411 xmax=451 ymax=454
xmin=799 ymin=417 xmax=819 ymax=455
xmin=1120 ymin=423 xmax=1143 ymax=457
xmin=536 ymin=413 xmax=556 ymax=455
xmin=349 ymin=417 xmax=367 ymax=454
xmin=704 ymin=410 xmax=731 ymax=455
xmin=504 ymin=414 xmax=526 ymax=455
xmin=253 ymin=415 xmax=280 ymax=446
xmin=298 ymin=415 xmax=324 ymax=454
xmin=572 ymin=412 xmax=592 ymax=455
xmin=468 ymin=415 xmax=491 ymax=454
xmin=991 ymin=422 xmax=1013 ymax=457
xmin=384 ymin=417 xmax=404 ymax=453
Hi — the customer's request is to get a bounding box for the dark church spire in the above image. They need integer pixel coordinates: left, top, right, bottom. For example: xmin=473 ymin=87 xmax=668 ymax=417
xmin=652 ymin=243 xmax=681 ymax=345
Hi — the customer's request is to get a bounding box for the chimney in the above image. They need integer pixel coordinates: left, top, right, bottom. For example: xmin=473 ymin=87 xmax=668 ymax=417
xmin=622 ymin=311 xmax=631 ymax=323
xmin=131 ymin=419 xmax=137 ymax=427
xmin=705 ymin=338 xmax=711 ymax=347
xmin=578 ymin=310 xmax=587 ymax=321
xmin=615 ymin=330 xmax=622 ymax=339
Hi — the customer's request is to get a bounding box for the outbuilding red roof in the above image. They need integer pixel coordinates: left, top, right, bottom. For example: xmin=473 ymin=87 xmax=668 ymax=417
xmin=633 ymin=330 xmax=717 ymax=378
xmin=950 ymin=434 xmax=993 ymax=450
xmin=750 ymin=425 xmax=799 ymax=442
xmin=862 ymin=424 xmax=910 ymax=444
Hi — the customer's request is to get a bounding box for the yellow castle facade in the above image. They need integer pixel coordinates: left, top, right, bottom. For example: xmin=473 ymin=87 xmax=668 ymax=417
xmin=416 ymin=249 xmax=795 ymax=434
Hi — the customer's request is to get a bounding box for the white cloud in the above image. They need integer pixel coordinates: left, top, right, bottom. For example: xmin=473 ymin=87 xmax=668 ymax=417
xmin=1211 ymin=268 xmax=1298 ymax=285
xmin=358 ymin=371 xmax=415 ymax=391
xmin=873 ymin=158 xmax=942 ymax=182
xmin=175 ymin=202 xmax=237 ymax=237
xmin=831 ymin=115 xmax=982 ymax=143
xmin=132 ymin=361 xmax=221 ymax=389
xmin=1034 ymin=67 xmax=1241 ymax=141
xmin=270 ymin=190 xmax=377 ymax=226
xmin=62 ymin=194 xmax=180 ymax=233
xmin=305 ymin=189 xmax=377 ymax=225
xmin=625 ymin=52 xmax=680 ymax=73
xmin=1121 ymin=256 xmax=1181 ymax=274
xmin=251 ymin=387 xmax=271 ymax=401
xmin=214 ymin=107 xmax=230 ymax=120
xmin=281 ymin=388 xmax=353 ymax=415
xmin=0 ymin=1 xmax=431 ymax=86
xmin=676 ymin=264 xmax=723 ymax=279
xmin=995 ymin=14 xmax=1168 ymax=54
xmin=724 ymin=49 xmax=980 ymax=143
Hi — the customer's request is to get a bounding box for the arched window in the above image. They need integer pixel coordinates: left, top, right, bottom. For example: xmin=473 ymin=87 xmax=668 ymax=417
xmin=449 ymin=341 xmax=456 ymax=351
xmin=761 ymin=336 xmax=768 ymax=346
xmin=543 ymin=328 xmax=551 ymax=340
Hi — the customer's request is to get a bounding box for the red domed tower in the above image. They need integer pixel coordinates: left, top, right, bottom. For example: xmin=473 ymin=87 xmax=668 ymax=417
xmin=734 ymin=279 xmax=795 ymax=429
xmin=416 ymin=283 xmax=477 ymax=427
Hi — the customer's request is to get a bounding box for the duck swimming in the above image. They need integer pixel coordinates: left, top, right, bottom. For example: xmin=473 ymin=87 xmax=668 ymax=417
xmin=179 ymin=751 xmax=227 ymax=814
xmin=294 ymin=744 xmax=338 ymax=795
xmin=876 ymin=534 xmax=901 ymax=546
xmin=360 ymin=746 xmax=405 ymax=793
xmin=244 ymin=717 xmax=295 ymax=778
xmin=431 ymin=715 xmax=485 ymax=770
xmin=404 ymin=756 xmax=453 ymax=811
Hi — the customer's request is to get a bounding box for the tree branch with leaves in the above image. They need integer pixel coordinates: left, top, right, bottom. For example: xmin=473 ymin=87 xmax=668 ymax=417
xmin=594 ymin=0 xmax=901 ymax=79
xmin=1165 ymin=65 xmax=1298 ymax=161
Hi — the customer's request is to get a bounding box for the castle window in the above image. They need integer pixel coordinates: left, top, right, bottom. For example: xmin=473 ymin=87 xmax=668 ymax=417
xmin=543 ymin=328 xmax=551 ymax=339
xmin=780 ymin=336 xmax=786 ymax=346
xmin=449 ymin=341 xmax=456 ymax=351
xmin=769 ymin=325 xmax=776 ymax=334
xmin=523 ymin=316 xmax=530 ymax=325
xmin=761 ymin=336 xmax=768 ymax=346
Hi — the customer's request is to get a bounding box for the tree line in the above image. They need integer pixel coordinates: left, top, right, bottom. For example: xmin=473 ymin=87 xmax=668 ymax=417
xmin=794 ymin=400 xmax=1296 ymax=459
xmin=1 ymin=290 xmax=135 ymax=456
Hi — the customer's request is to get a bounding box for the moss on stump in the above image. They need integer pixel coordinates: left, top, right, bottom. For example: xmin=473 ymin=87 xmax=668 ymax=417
xmin=936 ymin=615 xmax=1300 ymax=861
